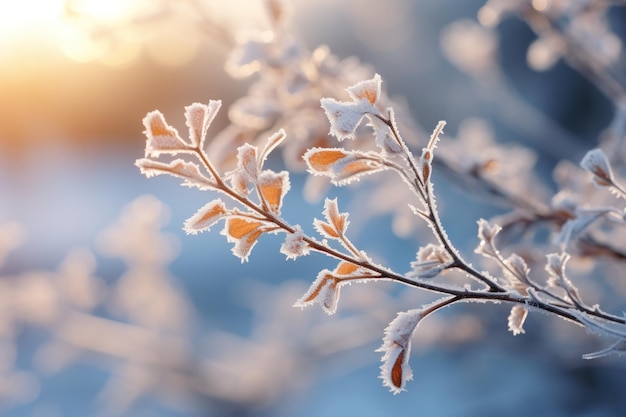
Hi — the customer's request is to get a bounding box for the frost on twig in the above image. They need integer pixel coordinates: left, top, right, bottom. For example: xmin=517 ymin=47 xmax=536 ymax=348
xmin=138 ymin=72 xmax=626 ymax=396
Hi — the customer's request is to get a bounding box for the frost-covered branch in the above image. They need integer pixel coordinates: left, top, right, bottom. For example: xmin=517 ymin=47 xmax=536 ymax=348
xmin=137 ymin=71 xmax=626 ymax=393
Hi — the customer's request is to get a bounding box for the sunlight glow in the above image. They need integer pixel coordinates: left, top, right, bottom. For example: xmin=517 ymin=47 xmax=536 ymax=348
xmin=0 ymin=0 xmax=65 ymax=38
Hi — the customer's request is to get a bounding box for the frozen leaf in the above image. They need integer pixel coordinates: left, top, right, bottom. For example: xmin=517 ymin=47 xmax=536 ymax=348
xmin=332 ymin=154 xmax=386 ymax=185
xmin=477 ymin=218 xmax=501 ymax=242
xmin=346 ymin=73 xmax=382 ymax=105
xmin=184 ymin=101 xmax=222 ymax=148
xmin=293 ymin=260 xmax=374 ymax=314
xmin=304 ymin=148 xmax=349 ymax=173
xmin=409 ymin=244 xmax=452 ymax=279
xmin=313 ymin=198 xmax=349 ymax=239
xmin=335 ymin=261 xmax=360 ymax=276
xmin=142 ymin=110 xmax=189 ymax=157
xmin=135 ymin=158 xmax=214 ymax=189
xmin=259 ymin=129 xmax=287 ymax=168
xmin=222 ymin=217 xmax=267 ymax=262
xmin=368 ymin=114 xmax=402 ymax=154
xmin=377 ymin=309 xmax=422 ymax=394
xmin=580 ymin=148 xmax=615 ymax=188
xmin=258 ymin=170 xmax=290 ymax=215
xmin=305 ymin=148 xmax=385 ymax=185
xmin=183 ymin=199 xmax=228 ymax=234
xmin=545 ymin=252 xmax=570 ymax=283
xmin=236 ymin=144 xmax=259 ymax=182
xmin=230 ymin=169 xmax=252 ymax=196
xmin=507 ymin=305 xmax=528 ymax=336
xmin=504 ymin=253 xmax=531 ymax=289
xmin=293 ymin=270 xmax=341 ymax=314
xmin=320 ymin=98 xmax=373 ymax=141
xmin=474 ymin=218 xmax=502 ymax=258
xmin=280 ymin=225 xmax=310 ymax=260
xmin=545 ymin=252 xmax=582 ymax=304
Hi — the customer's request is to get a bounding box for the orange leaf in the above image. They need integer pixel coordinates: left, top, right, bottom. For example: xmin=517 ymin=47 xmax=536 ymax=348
xmin=226 ymin=217 xmax=263 ymax=239
xmin=302 ymin=274 xmax=336 ymax=303
xmin=323 ymin=198 xmax=348 ymax=236
xmin=391 ymin=348 xmax=405 ymax=389
xmin=304 ymin=148 xmax=348 ymax=172
xmin=316 ymin=221 xmax=339 ymax=239
xmin=147 ymin=112 xmax=179 ymax=138
xmin=335 ymin=261 xmax=359 ymax=276
xmin=258 ymin=171 xmax=290 ymax=215
xmin=184 ymin=199 xmax=228 ymax=234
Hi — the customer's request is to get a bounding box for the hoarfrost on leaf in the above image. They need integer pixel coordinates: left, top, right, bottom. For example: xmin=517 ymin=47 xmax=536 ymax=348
xmin=142 ymin=110 xmax=189 ymax=157
xmin=320 ymin=98 xmax=373 ymax=141
xmin=580 ymin=148 xmax=615 ymax=188
xmin=258 ymin=170 xmax=290 ymax=215
xmin=293 ymin=270 xmax=341 ymax=315
xmin=183 ymin=200 xmax=228 ymax=235
xmin=507 ymin=305 xmax=528 ymax=336
xmin=409 ymin=244 xmax=452 ymax=279
xmin=346 ymin=73 xmax=382 ymax=105
xmin=280 ymin=225 xmax=310 ymax=260
xmin=377 ymin=309 xmax=422 ymax=394
xmin=184 ymin=101 xmax=222 ymax=149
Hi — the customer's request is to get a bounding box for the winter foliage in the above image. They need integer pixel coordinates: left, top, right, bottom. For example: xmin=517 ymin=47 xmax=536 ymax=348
xmin=136 ymin=0 xmax=626 ymax=394
xmin=4 ymin=0 xmax=626 ymax=415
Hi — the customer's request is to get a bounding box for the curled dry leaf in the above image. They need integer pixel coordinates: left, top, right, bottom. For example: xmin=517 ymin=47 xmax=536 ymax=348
xmin=507 ymin=305 xmax=529 ymax=336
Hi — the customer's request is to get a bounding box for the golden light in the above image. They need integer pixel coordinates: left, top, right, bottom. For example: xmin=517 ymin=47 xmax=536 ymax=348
xmin=0 ymin=0 xmax=65 ymax=39
xmin=0 ymin=0 xmax=153 ymax=66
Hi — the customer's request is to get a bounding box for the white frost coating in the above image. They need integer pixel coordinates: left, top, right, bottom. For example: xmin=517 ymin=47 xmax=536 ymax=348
xmin=259 ymin=129 xmax=287 ymax=168
xmin=580 ymin=148 xmax=614 ymax=187
xmin=346 ymin=73 xmax=382 ymax=104
xmin=280 ymin=225 xmax=310 ymax=260
xmin=293 ymin=270 xmax=341 ymax=315
xmin=135 ymin=158 xmax=212 ymax=188
xmin=236 ymin=144 xmax=259 ymax=182
xmin=377 ymin=308 xmax=422 ymax=394
xmin=320 ymin=98 xmax=373 ymax=141
xmin=545 ymin=252 xmax=570 ymax=286
xmin=142 ymin=110 xmax=188 ymax=157
xmin=368 ymin=114 xmax=402 ymax=154
xmin=257 ymin=170 xmax=291 ymax=215
xmin=184 ymin=100 xmax=222 ymax=148
xmin=409 ymin=244 xmax=452 ymax=279
xmin=183 ymin=199 xmax=228 ymax=235
xmin=507 ymin=305 xmax=528 ymax=335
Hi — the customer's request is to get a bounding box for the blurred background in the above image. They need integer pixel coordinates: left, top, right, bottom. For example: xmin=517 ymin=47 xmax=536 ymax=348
xmin=1 ymin=0 xmax=626 ymax=416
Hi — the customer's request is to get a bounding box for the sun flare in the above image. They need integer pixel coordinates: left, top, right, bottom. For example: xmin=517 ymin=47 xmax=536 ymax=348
xmin=0 ymin=0 xmax=65 ymax=38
